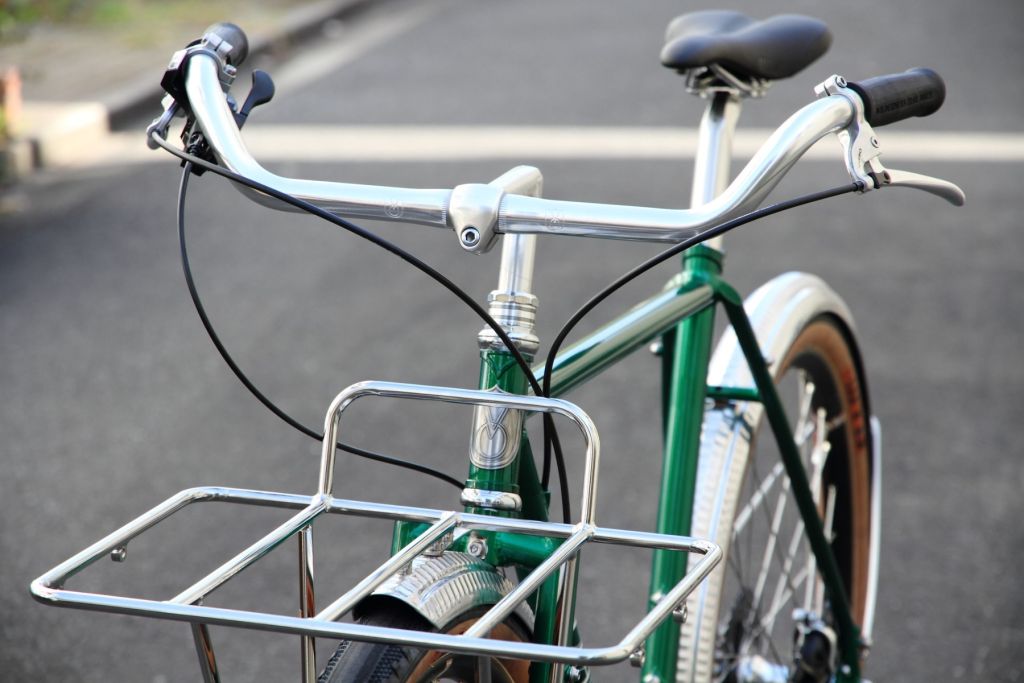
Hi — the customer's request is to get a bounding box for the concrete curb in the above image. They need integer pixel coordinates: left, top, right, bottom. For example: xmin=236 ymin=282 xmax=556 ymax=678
xmin=107 ymin=0 xmax=377 ymax=129
xmin=10 ymin=0 xmax=377 ymax=181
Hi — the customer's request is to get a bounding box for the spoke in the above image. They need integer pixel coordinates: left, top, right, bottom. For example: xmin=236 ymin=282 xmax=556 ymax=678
xmin=764 ymin=518 xmax=808 ymax=636
xmin=753 ymin=564 xmax=812 ymax=640
xmin=795 ymin=378 xmax=816 ymax=444
xmin=802 ymin=407 xmax=831 ymax=612
xmin=813 ymin=483 xmax=838 ymax=611
xmin=825 ymin=412 xmax=847 ymax=433
xmin=750 ymin=475 xmax=790 ymax=624
xmin=732 ymin=461 xmax=785 ymax=537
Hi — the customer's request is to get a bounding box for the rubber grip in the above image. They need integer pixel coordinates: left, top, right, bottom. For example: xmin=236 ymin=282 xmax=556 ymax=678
xmin=203 ymin=22 xmax=249 ymax=66
xmin=847 ymin=68 xmax=945 ymax=127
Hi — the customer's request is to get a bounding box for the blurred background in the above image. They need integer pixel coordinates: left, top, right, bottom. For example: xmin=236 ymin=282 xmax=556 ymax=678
xmin=1 ymin=0 xmax=1021 ymax=680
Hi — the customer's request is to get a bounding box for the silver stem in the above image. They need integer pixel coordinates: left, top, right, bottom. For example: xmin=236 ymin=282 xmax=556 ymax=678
xmin=477 ymin=166 xmax=542 ymax=356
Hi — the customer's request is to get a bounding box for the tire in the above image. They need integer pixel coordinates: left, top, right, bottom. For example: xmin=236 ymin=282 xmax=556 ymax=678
xmin=677 ymin=314 xmax=873 ymax=682
xmin=318 ymin=601 xmax=533 ymax=683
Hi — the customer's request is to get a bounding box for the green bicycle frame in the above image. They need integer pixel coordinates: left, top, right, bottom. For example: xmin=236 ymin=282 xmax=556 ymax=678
xmin=393 ymin=91 xmax=865 ymax=681
xmin=390 ymin=244 xmax=863 ymax=683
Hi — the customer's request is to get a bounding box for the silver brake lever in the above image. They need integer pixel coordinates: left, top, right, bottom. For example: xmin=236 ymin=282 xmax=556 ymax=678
xmin=814 ymin=74 xmax=965 ymax=206
xmin=146 ymin=95 xmax=182 ymax=150
xmin=880 ymin=168 xmax=965 ymax=206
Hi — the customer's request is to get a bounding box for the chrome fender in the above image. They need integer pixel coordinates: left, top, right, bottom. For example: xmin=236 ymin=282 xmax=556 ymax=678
xmin=356 ymin=551 xmax=533 ymax=630
xmin=708 ymin=271 xmax=859 ymax=392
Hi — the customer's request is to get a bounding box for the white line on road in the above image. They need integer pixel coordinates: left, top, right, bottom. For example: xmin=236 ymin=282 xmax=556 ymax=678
xmin=104 ymin=126 xmax=1024 ymax=167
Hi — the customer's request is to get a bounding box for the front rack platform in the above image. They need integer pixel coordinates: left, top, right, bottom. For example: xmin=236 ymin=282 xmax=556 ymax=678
xmin=32 ymin=381 xmax=722 ymax=680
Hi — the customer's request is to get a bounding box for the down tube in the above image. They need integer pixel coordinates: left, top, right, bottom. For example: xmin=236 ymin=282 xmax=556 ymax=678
xmin=642 ymin=246 xmax=722 ymax=682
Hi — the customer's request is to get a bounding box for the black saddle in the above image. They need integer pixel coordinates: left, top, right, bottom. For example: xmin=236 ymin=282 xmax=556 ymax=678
xmin=661 ymin=11 xmax=831 ymax=81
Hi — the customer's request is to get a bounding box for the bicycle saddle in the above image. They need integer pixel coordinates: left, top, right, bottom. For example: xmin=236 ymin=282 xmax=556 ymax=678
xmin=661 ymin=11 xmax=831 ymax=81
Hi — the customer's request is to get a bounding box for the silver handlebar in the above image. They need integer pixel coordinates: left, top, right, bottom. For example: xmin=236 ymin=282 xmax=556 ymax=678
xmin=181 ymin=51 xmax=960 ymax=252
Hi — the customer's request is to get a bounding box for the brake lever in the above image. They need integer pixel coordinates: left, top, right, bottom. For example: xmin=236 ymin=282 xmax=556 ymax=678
xmin=876 ymin=168 xmax=965 ymax=206
xmin=815 ymin=74 xmax=965 ymax=206
xmin=146 ymin=95 xmax=182 ymax=149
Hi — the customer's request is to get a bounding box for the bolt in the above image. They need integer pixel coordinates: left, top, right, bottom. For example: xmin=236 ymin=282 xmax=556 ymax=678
xmin=629 ymin=647 xmax=645 ymax=668
xmin=648 ymin=339 xmax=663 ymax=356
xmin=565 ymin=666 xmax=587 ymax=682
xmin=835 ymin=75 xmax=847 ymax=88
xmin=460 ymin=226 xmax=481 ymax=247
xmin=110 ymin=546 xmax=127 ymax=562
xmin=672 ymin=602 xmax=688 ymax=624
xmin=466 ymin=533 xmax=488 ymax=559
xmin=870 ymin=136 xmax=880 ymax=148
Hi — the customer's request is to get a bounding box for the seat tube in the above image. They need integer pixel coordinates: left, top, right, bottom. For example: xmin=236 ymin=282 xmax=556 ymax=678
xmin=643 ymin=91 xmax=740 ymax=682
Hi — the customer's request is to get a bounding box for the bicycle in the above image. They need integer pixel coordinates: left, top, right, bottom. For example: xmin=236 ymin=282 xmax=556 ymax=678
xmin=31 ymin=11 xmax=964 ymax=683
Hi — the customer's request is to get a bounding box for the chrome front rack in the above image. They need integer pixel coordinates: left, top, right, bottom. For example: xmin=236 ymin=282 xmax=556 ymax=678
xmin=32 ymin=381 xmax=721 ymax=681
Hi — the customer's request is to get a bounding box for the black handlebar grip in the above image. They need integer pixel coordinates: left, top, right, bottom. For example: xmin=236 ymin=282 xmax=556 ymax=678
xmin=847 ymin=68 xmax=945 ymax=127
xmin=203 ymin=22 xmax=249 ymax=66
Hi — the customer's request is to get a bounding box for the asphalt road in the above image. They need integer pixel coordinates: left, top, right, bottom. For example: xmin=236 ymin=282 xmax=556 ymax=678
xmin=3 ymin=1 xmax=1022 ymax=681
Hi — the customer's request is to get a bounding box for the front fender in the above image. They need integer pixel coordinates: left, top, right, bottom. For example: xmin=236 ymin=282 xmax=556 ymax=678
xmin=709 ymin=271 xmax=860 ymax=394
xmin=355 ymin=551 xmax=533 ymax=631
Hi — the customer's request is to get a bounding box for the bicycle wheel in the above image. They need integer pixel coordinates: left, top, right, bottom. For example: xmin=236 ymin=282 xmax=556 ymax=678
xmin=318 ymin=602 xmax=532 ymax=683
xmin=678 ymin=313 xmax=873 ymax=682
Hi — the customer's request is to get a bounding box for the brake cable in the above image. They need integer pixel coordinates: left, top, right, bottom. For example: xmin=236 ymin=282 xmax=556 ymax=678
xmin=159 ymin=129 xmax=860 ymax=522
xmin=159 ymin=131 xmax=573 ymax=521
xmin=538 ymin=182 xmax=862 ymax=488
xmin=176 ymin=163 xmax=464 ymax=489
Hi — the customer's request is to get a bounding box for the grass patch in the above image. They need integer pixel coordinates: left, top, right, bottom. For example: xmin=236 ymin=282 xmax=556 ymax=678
xmin=1 ymin=0 xmax=302 ymax=44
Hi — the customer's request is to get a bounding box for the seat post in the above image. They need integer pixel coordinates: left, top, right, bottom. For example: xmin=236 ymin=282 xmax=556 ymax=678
xmin=690 ymin=91 xmax=741 ymax=250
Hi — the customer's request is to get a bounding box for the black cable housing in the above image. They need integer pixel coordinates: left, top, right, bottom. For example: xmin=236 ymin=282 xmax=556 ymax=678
xmin=177 ymin=163 xmax=464 ymax=489
xmin=537 ymin=182 xmax=862 ymax=484
xmin=160 ymin=129 xmax=577 ymax=518
xmin=158 ymin=128 xmax=859 ymax=523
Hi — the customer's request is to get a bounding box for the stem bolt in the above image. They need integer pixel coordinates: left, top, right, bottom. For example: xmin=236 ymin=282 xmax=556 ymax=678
xmin=460 ymin=226 xmax=481 ymax=247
